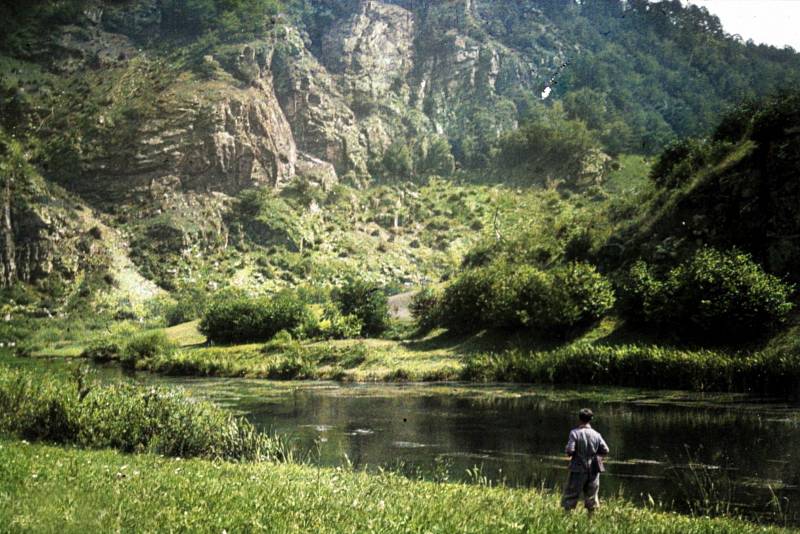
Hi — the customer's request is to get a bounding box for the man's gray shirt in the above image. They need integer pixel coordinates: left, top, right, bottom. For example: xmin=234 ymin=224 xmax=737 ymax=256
xmin=565 ymin=424 xmax=609 ymax=473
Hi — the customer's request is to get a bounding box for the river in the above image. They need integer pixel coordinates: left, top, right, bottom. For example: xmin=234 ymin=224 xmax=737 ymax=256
xmin=7 ymin=355 xmax=800 ymax=523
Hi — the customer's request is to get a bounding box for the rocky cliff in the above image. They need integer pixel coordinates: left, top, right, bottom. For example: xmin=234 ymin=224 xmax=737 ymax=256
xmin=5 ymin=0 xmax=797 ymax=312
xmin=0 ymin=0 xmax=580 ymax=307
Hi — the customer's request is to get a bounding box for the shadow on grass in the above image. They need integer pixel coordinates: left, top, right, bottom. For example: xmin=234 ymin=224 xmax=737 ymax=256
xmin=401 ymin=328 xmax=565 ymax=356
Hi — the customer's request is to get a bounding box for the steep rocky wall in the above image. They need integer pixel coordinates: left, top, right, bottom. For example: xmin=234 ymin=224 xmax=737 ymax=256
xmin=321 ymin=1 xmax=416 ymax=101
xmin=282 ymin=0 xmax=569 ymax=168
xmin=0 ymin=0 xmax=572 ymax=297
xmin=272 ymin=25 xmax=370 ymax=179
xmin=0 ymin=180 xmax=17 ymax=287
xmin=47 ymin=0 xmax=568 ymax=198
xmin=2 ymin=179 xmax=116 ymax=291
xmin=77 ymin=55 xmax=298 ymax=200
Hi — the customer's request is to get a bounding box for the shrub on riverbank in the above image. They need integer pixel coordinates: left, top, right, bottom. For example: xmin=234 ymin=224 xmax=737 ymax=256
xmin=317 ymin=303 xmax=364 ymax=340
xmin=331 ymin=277 xmax=390 ymax=336
xmin=410 ymin=287 xmax=443 ymax=333
xmin=0 ymin=365 xmax=287 ymax=461
xmin=462 ymin=344 xmax=800 ymax=396
xmin=622 ymin=248 xmax=794 ymax=340
xmin=164 ymin=287 xmax=209 ymax=326
xmin=200 ymin=289 xmax=317 ymax=344
xmin=437 ymin=261 xmax=615 ymax=335
xmin=82 ymin=330 xmax=176 ymax=367
xmin=119 ymin=331 xmax=176 ymax=367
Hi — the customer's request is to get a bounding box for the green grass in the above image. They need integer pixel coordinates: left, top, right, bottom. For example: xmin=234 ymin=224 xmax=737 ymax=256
xmin=463 ymin=343 xmax=800 ymax=396
xmin=145 ymin=321 xmax=538 ymax=381
xmin=0 ymin=364 xmax=287 ymax=462
xmin=605 ymin=154 xmax=652 ymax=194
xmin=28 ymin=318 xmax=800 ymax=395
xmin=165 ymin=319 xmax=207 ymax=346
xmin=0 ymin=439 xmax=790 ymax=534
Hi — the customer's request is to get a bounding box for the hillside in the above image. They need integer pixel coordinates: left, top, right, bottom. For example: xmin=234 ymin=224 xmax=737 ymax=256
xmin=1 ymin=0 xmax=799 ymax=321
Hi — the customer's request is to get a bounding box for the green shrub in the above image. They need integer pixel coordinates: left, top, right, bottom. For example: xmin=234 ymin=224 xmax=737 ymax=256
xmin=120 ymin=331 xmax=175 ymax=368
xmin=332 ymin=278 xmax=389 ymax=337
xmin=439 ymin=266 xmax=494 ymax=333
xmin=165 ymin=287 xmax=209 ymax=326
xmin=82 ymin=337 xmax=123 ymax=363
xmin=549 ymin=262 xmax=616 ymax=328
xmin=318 ymin=304 xmax=363 ymax=340
xmin=0 ymin=365 xmax=288 ymax=462
xmin=485 ymin=263 xmax=551 ymax=329
xmin=461 ymin=343 xmax=800 ymax=396
xmin=649 ymin=138 xmax=712 ymax=189
xmin=439 ymin=261 xmax=615 ymax=336
xmin=200 ymin=290 xmax=316 ymax=344
xmin=269 ymin=291 xmax=319 ymax=340
xmin=409 ymin=287 xmax=443 ymax=332
xmin=623 ymin=248 xmax=794 ymax=340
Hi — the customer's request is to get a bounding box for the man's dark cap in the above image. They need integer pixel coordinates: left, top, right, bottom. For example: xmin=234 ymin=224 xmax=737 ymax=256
xmin=579 ymin=408 xmax=594 ymax=423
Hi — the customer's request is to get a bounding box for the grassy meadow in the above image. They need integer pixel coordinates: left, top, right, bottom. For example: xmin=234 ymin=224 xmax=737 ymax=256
xmin=0 ymin=439 xmax=791 ymax=534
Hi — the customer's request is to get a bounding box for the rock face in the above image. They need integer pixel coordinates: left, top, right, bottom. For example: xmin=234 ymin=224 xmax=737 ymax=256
xmin=267 ymin=0 xmax=569 ymax=178
xmin=185 ymin=79 xmax=297 ymax=192
xmin=45 ymin=0 xmax=571 ymax=202
xmin=0 ymin=0 xmax=574 ymax=294
xmin=0 ymin=181 xmax=15 ymax=287
xmin=77 ymin=50 xmax=298 ymax=202
xmin=321 ymin=1 xmax=416 ymax=102
xmin=272 ymin=25 xmax=370 ymax=179
xmin=2 ymin=179 xmax=104 ymax=289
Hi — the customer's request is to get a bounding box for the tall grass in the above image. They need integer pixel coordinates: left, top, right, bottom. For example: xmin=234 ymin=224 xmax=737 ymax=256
xmin=0 ymin=364 xmax=289 ymax=462
xmin=462 ymin=344 xmax=800 ymax=396
xmin=1 ymin=440 xmax=791 ymax=533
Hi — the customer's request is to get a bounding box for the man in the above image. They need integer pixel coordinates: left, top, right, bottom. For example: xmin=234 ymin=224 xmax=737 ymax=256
xmin=562 ymin=408 xmax=609 ymax=513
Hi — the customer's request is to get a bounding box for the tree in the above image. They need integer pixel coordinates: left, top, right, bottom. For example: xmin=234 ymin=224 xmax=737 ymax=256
xmin=381 ymin=141 xmax=413 ymax=180
xmin=332 ymin=277 xmax=389 ymax=336
xmin=418 ymin=135 xmax=455 ymax=177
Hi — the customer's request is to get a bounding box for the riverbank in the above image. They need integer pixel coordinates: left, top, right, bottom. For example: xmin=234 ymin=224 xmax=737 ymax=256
xmin=23 ymin=319 xmax=800 ymax=396
xmin=0 ymin=439 xmax=790 ymax=533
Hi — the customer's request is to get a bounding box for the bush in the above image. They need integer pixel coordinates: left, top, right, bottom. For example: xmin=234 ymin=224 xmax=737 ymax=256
xmin=409 ymin=287 xmax=443 ymax=332
xmin=82 ymin=337 xmax=123 ymax=363
xmin=439 ymin=261 xmax=615 ymax=336
xmin=332 ymin=278 xmax=389 ymax=337
xmin=0 ymin=365 xmax=288 ymax=462
xmin=549 ymin=262 xmax=616 ymax=329
xmin=623 ymin=248 xmax=794 ymax=340
xmin=649 ymin=138 xmax=711 ymax=189
xmin=268 ymin=291 xmax=319 ymax=340
xmin=439 ymin=267 xmax=495 ymax=333
xmin=461 ymin=344 xmax=800 ymax=396
xmin=165 ymin=287 xmax=209 ymax=326
xmin=120 ymin=331 xmax=175 ymax=368
xmin=318 ymin=304 xmax=363 ymax=340
xmin=200 ymin=290 xmax=316 ymax=344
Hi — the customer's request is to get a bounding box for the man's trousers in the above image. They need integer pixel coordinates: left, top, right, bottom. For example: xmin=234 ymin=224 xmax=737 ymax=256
xmin=561 ymin=471 xmax=600 ymax=511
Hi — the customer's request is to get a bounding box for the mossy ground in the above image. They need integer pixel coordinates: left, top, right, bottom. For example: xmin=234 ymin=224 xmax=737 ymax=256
xmin=0 ymin=440 xmax=789 ymax=534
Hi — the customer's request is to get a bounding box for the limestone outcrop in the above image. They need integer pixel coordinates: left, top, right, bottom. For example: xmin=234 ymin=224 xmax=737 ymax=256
xmin=77 ymin=55 xmax=298 ymax=201
xmin=272 ymin=25 xmax=370 ymax=179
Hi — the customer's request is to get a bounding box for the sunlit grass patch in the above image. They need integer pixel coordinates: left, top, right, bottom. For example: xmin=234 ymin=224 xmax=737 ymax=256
xmin=165 ymin=319 xmax=206 ymax=347
xmin=0 ymin=440 xmax=790 ymax=534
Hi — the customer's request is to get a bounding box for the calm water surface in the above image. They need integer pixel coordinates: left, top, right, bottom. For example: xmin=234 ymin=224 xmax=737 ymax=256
xmin=8 ymin=356 xmax=800 ymax=523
